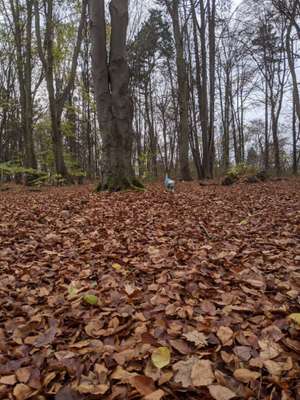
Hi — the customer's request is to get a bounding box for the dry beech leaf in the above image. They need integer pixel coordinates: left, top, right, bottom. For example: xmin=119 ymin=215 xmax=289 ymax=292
xmin=55 ymin=387 xmax=82 ymax=400
xmin=201 ymin=300 xmax=216 ymax=316
xmin=95 ymin=363 xmax=108 ymax=384
xmin=77 ymin=383 xmax=109 ymax=395
xmin=173 ymin=357 xmax=195 ymax=387
xmin=233 ymin=369 xmax=261 ymax=383
xmin=158 ymin=371 xmax=173 ymax=386
xmin=259 ymin=339 xmax=282 ymax=360
xmin=191 ymin=359 xmax=215 ymax=386
xmin=16 ymin=367 xmax=31 ymax=384
xmin=129 ymin=375 xmax=155 ymax=396
xmin=151 ymin=347 xmax=171 ymax=369
xmin=233 ymin=346 xmax=252 ymax=361
xmin=33 ymin=327 xmax=57 ymax=348
xmin=169 ymin=339 xmax=191 ymax=354
xmin=144 ymin=360 xmax=161 ymax=381
xmin=111 ymin=366 xmax=137 ymax=382
xmin=217 ymin=326 xmax=234 ymax=345
xmin=288 ymin=313 xmax=300 ymax=326
xmin=208 ymin=385 xmax=236 ymax=400
xmin=13 ymin=384 xmax=33 ymax=400
xmin=0 ymin=375 xmax=17 ymax=385
xmin=144 ymin=389 xmax=165 ymax=400
xmin=183 ymin=331 xmax=207 ymax=347
xmin=263 ymin=360 xmax=282 ymax=376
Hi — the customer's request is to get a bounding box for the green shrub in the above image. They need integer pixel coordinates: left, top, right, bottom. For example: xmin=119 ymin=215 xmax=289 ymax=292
xmin=227 ymin=163 xmax=258 ymax=178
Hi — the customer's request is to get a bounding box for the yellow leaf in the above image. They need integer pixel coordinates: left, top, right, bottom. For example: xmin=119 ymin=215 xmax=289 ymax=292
xmin=239 ymin=220 xmax=248 ymax=225
xmin=68 ymin=286 xmax=78 ymax=297
xmin=112 ymin=263 xmax=122 ymax=272
xmin=151 ymin=347 xmax=171 ymax=369
xmin=288 ymin=313 xmax=300 ymax=326
xmin=83 ymin=294 xmax=98 ymax=305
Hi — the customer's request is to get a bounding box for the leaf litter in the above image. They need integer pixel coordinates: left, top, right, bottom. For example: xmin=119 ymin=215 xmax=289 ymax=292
xmin=0 ymin=180 xmax=300 ymax=399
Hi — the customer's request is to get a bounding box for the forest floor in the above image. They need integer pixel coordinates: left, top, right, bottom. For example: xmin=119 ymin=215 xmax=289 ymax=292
xmin=0 ymin=179 xmax=300 ymax=400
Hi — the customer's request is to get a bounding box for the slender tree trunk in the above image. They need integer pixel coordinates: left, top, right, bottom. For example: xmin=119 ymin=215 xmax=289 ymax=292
xmin=10 ymin=0 xmax=37 ymax=173
xmin=167 ymin=0 xmax=192 ymax=180
xmin=199 ymin=0 xmax=210 ymax=178
xmin=222 ymin=66 xmax=230 ymax=171
xmin=208 ymin=0 xmax=216 ymax=177
xmin=292 ymin=97 xmax=298 ymax=175
xmin=264 ymin=75 xmax=269 ymax=171
xmin=34 ymin=0 xmax=86 ymax=181
xmin=287 ymin=22 xmax=300 ymax=122
xmin=271 ymin=106 xmax=281 ymax=175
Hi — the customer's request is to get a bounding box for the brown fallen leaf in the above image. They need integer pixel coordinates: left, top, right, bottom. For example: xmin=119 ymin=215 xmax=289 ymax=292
xmin=233 ymin=345 xmax=252 ymax=361
xmin=158 ymin=371 xmax=173 ymax=385
xmin=94 ymin=363 xmax=108 ymax=384
xmin=77 ymin=383 xmax=109 ymax=395
xmin=173 ymin=356 xmax=210 ymax=388
xmin=221 ymin=351 xmax=234 ymax=364
xmin=55 ymin=351 xmax=77 ymax=361
xmin=246 ymin=278 xmax=265 ymax=289
xmin=55 ymin=387 xmax=82 ymax=400
xmin=144 ymin=360 xmax=161 ymax=381
xmin=201 ymin=300 xmax=216 ymax=316
xmin=182 ymin=330 xmax=208 ymax=347
xmin=217 ymin=326 xmax=234 ymax=345
xmin=233 ymin=368 xmax=261 ymax=383
xmin=33 ymin=326 xmax=57 ymax=348
xmin=114 ymin=348 xmax=136 ymax=366
xmin=144 ymin=389 xmax=165 ymax=400
xmin=111 ymin=366 xmax=137 ymax=383
xmin=169 ymin=339 xmax=191 ymax=354
xmin=191 ymin=359 xmax=215 ymax=386
xmin=84 ymin=319 xmax=104 ymax=337
xmin=0 ymin=374 xmax=17 ymax=385
xmin=16 ymin=367 xmax=31 ymax=384
xmin=263 ymin=360 xmax=280 ymax=377
xmin=173 ymin=357 xmax=196 ymax=388
xmin=208 ymin=385 xmax=237 ymax=400
xmin=13 ymin=384 xmax=33 ymax=400
xmin=259 ymin=339 xmax=282 ymax=360
xmin=129 ymin=375 xmax=155 ymax=396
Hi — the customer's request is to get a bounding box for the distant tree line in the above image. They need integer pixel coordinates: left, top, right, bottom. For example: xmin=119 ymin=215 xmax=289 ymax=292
xmin=0 ymin=0 xmax=299 ymax=186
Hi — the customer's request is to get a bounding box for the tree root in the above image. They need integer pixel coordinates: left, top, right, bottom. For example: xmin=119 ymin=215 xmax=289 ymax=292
xmin=96 ymin=176 xmax=145 ymax=192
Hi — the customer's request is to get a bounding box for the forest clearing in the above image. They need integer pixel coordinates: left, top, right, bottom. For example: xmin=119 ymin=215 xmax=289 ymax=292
xmin=0 ymin=179 xmax=299 ymax=399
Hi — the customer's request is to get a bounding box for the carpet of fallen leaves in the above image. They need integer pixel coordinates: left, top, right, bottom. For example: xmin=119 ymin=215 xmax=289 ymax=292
xmin=0 ymin=180 xmax=300 ymax=400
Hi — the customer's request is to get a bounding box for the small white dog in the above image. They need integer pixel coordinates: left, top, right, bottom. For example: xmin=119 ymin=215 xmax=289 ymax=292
xmin=164 ymin=175 xmax=175 ymax=192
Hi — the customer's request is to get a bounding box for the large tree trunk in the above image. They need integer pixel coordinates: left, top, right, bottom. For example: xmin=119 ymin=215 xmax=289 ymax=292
xmin=89 ymin=0 xmax=141 ymax=191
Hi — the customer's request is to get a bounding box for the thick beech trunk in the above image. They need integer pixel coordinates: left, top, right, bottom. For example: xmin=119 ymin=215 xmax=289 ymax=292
xmin=89 ymin=0 xmax=142 ymax=191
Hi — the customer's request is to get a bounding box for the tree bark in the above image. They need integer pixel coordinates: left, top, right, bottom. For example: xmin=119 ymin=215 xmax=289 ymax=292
xmin=34 ymin=0 xmax=86 ymax=181
xmin=166 ymin=0 xmax=192 ymax=181
xmin=10 ymin=0 xmax=37 ymax=174
xmin=89 ymin=0 xmax=141 ymax=191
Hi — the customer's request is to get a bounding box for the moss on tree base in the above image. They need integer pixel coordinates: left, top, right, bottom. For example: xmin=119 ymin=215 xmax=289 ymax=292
xmin=96 ymin=176 xmax=145 ymax=192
